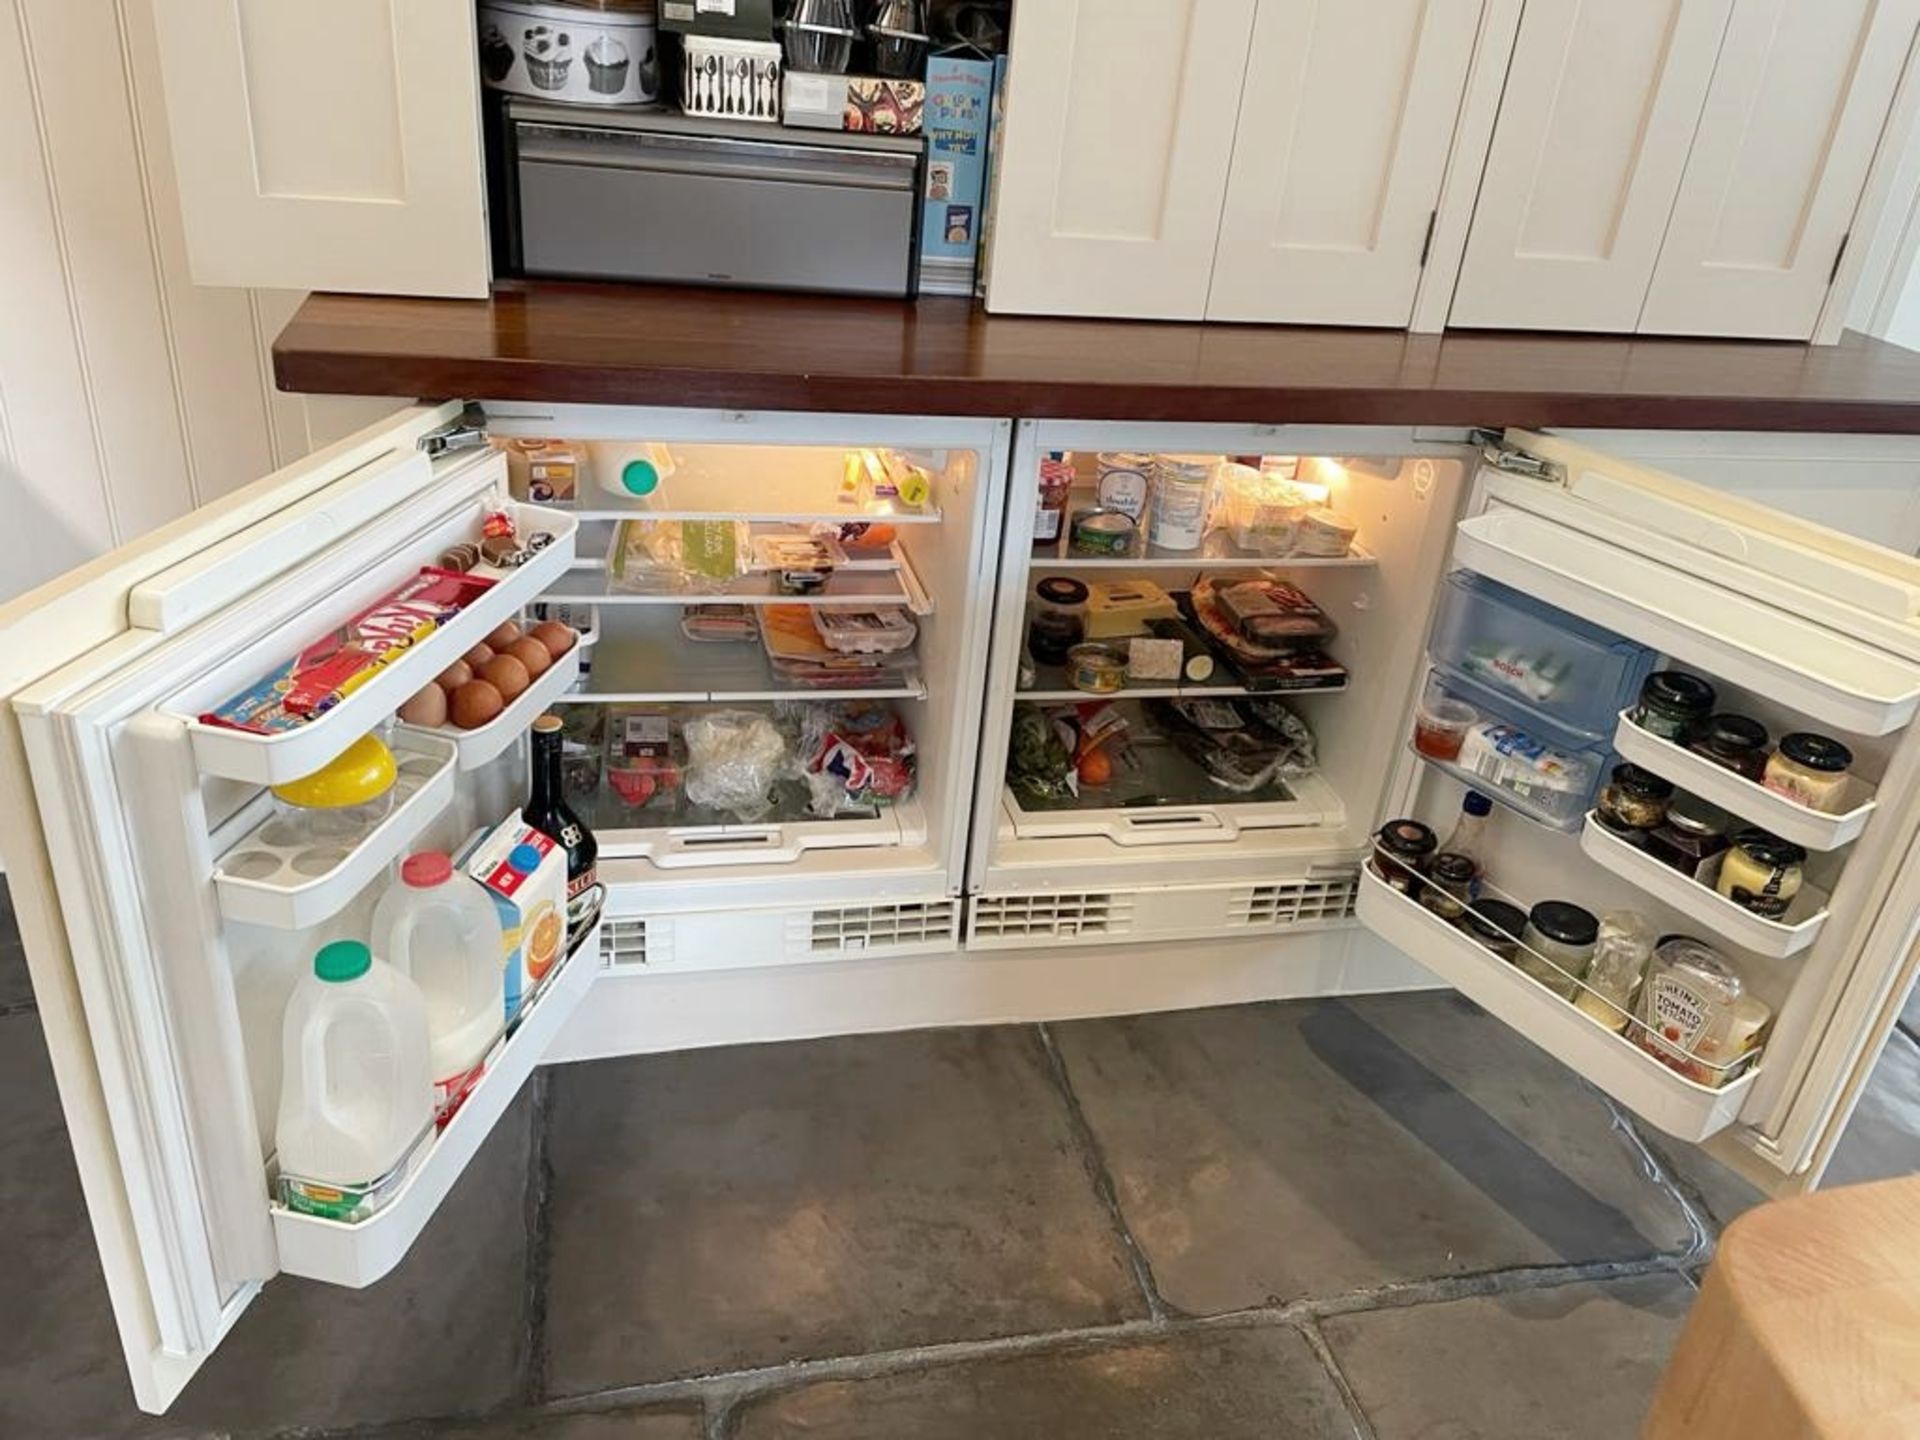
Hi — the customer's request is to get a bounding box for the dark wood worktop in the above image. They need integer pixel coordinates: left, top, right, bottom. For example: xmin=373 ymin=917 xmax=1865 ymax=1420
xmin=275 ymin=281 xmax=1920 ymax=432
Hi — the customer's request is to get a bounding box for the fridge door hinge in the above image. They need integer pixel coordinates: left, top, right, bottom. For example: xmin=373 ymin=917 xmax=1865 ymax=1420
xmin=1829 ymin=232 xmax=1852 ymax=286
xmin=1469 ymin=428 xmax=1567 ymax=484
xmin=1419 ymin=210 xmax=1439 ymax=268
xmin=418 ymin=403 xmax=490 ymax=459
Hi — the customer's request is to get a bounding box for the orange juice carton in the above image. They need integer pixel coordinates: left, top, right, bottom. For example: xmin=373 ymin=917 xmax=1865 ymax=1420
xmin=464 ymin=815 xmax=568 ymax=1024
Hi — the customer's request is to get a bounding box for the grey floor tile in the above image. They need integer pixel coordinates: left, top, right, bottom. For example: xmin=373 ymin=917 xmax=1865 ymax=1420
xmin=1637 ymin=1131 xmax=1764 ymax=1232
xmin=1321 ymin=1275 xmax=1694 ymax=1440
xmin=0 ymin=1006 xmax=538 ymax=1440
xmin=542 ymin=1028 xmax=1144 ymax=1397
xmin=730 ymin=1328 xmax=1358 ymax=1440
xmin=1052 ymin=994 xmax=1695 ymax=1314
xmin=0 ymin=876 xmax=32 ymax=1011
xmin=1826 ymin=1029 xmax=1920 ymax=1188
xmin=1899 ymin=973 xmax=1920 ymax=1040
xmin=357 ymin=1405 xmax=705 ymax=1438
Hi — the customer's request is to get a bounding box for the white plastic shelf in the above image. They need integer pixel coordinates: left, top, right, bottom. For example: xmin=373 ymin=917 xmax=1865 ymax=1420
xmin=1611 ymin=711 xmax=1877 ymax=853
xmin=212 ymin=733 xmax=457 ymax=931
xmin=273 ymin=913 xmax=603 ymax=1287
xmin=1003 ymin=770 xmax=1346 ymax=845
xmin=182 ymin=503 xmax=580 ymax=786
xmin=545 ymin=554 xmax=931 ymax=615
xmin=396 ymin=644 xmax=583 ymax=772
xmin=1579 ymin=813 xmax=1831 ymax=959
xmin=1030 ymin=489 xmax=1374 ymax=570
xmin=1355 ymin=866 xmax=1758 ymax=1142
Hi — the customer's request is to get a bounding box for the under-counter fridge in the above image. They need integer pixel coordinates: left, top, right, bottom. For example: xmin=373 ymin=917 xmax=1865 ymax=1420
xmin=0 ymin=401 xmax=1007 ymax=1413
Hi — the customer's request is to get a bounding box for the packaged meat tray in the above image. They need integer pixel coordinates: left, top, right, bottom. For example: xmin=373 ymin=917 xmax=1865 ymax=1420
xmin=811 ymin=606 xmax=918 ymax=656
xmin=759 ymin=606 xmax=916 ymax=688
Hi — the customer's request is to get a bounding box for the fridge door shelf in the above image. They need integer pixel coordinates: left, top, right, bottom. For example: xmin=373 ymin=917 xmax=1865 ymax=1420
xmin=272 ymin=912 xmax=603 ymax=1287
xmin=395 ymin=644 xmax=584 ymax=772
xmin=546 ymin=552 xmax=933 ymax=615
xmin=1003 ymin=769 xmax=1345 ymax=845
xmin=1452 ymin=504 xmax=1920 ymax=737
xmin=1611 ymin=710 xmax=1878 ymax=852
xmin=1578 ymin=813 xmax=1832 ymax=959
xmin=179 ymin=502 xmax=581 ymax=785
xmin=1354 ymin=866 xmax=1760 ymax=1142
xmin=212 ymin=732 xmax=458 ymax=931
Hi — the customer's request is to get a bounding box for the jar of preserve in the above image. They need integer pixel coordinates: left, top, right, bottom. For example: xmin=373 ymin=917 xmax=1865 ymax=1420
xmin=1033 ymin=452 xmax=1075 ymax=551
xmin=1688 ymin=713 xmax=1770 ymax=781
xmin=1632 ymin=671 xmax=1716 ymax=742
xmin=1028 ymin=577 xmax=1089 ymax=666
xmin=1462 ymin=899 xmax=1529 ymax=961
xmin=1518 ymin=900 xmax=1599 ymax=1000
xmin=1420 ymin=852 xmax=1477 ymax=923
xmin=1373 ymin=819 xmax=1438 ymax=895
xmin=1596 ymin=763 xmax=1674 ymax=837
xmin=1573 ymin=911 xmax=1655 ymax=1033
xmin=1717 ymin=829 xmax=1805 ymax=918
xmin=1763 ymin=732 xmax=1854 ymax=813
xmin=1643 ymin=791 xmax=1732 ymax=880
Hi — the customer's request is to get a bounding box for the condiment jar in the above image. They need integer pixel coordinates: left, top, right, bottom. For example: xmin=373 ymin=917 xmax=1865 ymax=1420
xmin=1688 ymin=713 xmax=1770 ymax=781
xmin=1574 ymin=911 xmax=1656 ymax=1033
xmin=1762 ymin=732 xmax=1854 ymax=813
xmin=1462 ymin=899 xmax=1528 ymax=961
xmin=1717 ymin=829 xmax=1806 ymax=918
xmin=1596 ymin=763 xmax=1674 ymax=838
xmin=1373 ymin=819 xmax=1438 ymax=895
xmin=1420 ymin=853 xmax=1477 ymax=923
xmin=1028 ymin=577 xmax=1089 ymax=666
xmin=1632 ymin=671 xmax=1716 ymax=742
xmin=1635 ymin=937 xmax=1744 ymax=1085
xmin=1644 ymin=791 xmax=1732 ymax=880
xmin=1518 ymin=900 xmax=1599 ymax=1000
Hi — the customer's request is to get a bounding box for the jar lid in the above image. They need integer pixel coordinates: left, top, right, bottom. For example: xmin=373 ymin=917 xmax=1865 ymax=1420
xmin=1036 ymin=577 xmax=1089 ymax=606
xmin=1642 ymin=670 xmax=1717 ymax=714
xmin=1701 ymin=713 xmax=1768 ymax=752
xmin=314 ymin=939 xmax=372 ymax=984
xmin=1610 ymin=763 xmax=1674 ymax=800
xmin=1376 ymin=819 xmax=1437 ymax=860
xmin=1778 ymin=731 xmax=1853 ymax=773
xmin=1430 ymin=852 xmax=1477 ymax=883
xmin=401 ymin=852 xmax=454 ymax=888
xmin=1730 ymin=828 xmax=1806 ymax=867
xmin=1464 ymin=899 xmax=1528 ymax=942
xmin=1665 ymin=790 xmax=1731 ymax=837
xmin=1462 ymin=790 xmax=1493 ymax=818
xmin=1527 ymin=900 xmax=1599 ymax=948
xmin=271 ymin=733 xmax=397 ymax=810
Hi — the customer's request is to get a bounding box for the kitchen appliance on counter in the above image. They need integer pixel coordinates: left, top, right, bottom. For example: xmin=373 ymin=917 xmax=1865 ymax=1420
xmin=495 ymin=97 xmax=925 ymax=295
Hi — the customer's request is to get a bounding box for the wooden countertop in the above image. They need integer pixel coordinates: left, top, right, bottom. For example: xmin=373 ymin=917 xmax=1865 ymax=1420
xmin=274 ymin=281 xmax=1920 ymax=432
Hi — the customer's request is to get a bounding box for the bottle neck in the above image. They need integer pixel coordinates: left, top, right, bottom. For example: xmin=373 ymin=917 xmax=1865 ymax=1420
xmin=530 ymin=729 xmax=563 ymax=815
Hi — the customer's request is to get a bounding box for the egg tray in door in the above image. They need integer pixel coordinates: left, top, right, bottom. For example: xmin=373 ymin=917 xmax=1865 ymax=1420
xmin=213 ymin=733 xmax=459 ymax=932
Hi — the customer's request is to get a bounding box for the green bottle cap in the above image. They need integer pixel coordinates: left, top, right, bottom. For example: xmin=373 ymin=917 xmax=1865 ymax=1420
xmin=620 ymin=459 xmax=660 ymax=496
xmin=314 ymin=940 xmax=372 ymax=983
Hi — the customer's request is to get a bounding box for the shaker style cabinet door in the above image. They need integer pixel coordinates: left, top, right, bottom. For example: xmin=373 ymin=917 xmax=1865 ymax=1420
xmin=150 ymin=0 xmax=490 ymax=298
xmin=1205 ymin=0 xmax=1487 ymax=326
xmin=982 ymin=0 xmax=1259 ymax=319
xmin=1448 ymin=0 xmax=1736 ymax=331
xmin=1638 ymin=0 xmax=1920 ymax=340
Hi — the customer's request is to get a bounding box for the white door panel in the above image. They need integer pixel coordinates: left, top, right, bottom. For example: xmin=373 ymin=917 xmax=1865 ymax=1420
xmin=1207 ymin=0 xmax=1485 ymax=325
xmin=983 ymin=0 xmax=1258 ymax=319
xmin=1640 ymin=0 xmax=1920 ymax=339
xmin=1449 ymin=0 xmax=1736 ymax=330
xmin=150 ymin=0 xmax=489 ymax=297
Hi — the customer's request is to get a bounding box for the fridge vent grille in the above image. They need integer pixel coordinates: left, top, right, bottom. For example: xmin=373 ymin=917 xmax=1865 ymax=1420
xmin=971 ymin=892 xmax=1135 ymax=940
xmin=808 ymin=901 xmax=958 ymax=953
xmin=1229 ymin=873 xmax=1360 ymax=929
xmin=599 ymin=918 xmax=650 ymax=968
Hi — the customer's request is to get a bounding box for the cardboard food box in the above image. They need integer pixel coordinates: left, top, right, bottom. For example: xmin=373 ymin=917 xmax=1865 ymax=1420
xmin=464 ymin=815 xmax=569 ymax=1024
xmin=657 ymin=0 xmax=775 ymax=40
xmin=917 ymin=55 xmax=994 ymax=294
xmin=783 ymin=73 xmax=926 ymax=133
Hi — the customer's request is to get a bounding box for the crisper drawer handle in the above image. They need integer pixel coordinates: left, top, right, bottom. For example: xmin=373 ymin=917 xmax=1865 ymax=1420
xmin=1113 ymin=810 xmax=1237 ymax=846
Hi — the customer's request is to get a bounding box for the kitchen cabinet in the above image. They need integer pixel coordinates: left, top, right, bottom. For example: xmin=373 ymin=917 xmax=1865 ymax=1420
xmin=1448 ymin=0 xmax=1738 ymax=332
xmin=149 ymin=0 xmax=489 ymax=298
xmin=982 ymin=0 xmax=1258 ymax=321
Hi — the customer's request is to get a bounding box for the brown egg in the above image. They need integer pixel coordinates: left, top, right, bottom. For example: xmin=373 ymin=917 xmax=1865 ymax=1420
xmin=507 ymin=636 xmax=552 ymax=679
xmin=529 ymin=620 xmax=576 ymax=660
xmin=478 ymin=653 xmax=531 ymax=700
xmin=398 ymin=685 xmax=448 ymax=728
xmin=486 ymin=620 xmax=522 ymax=651
xmin=435 ymin=659 xmax=473 ymax=693
xmin=463 ymin=642 xmax=495 ymax=668
xmin=449 ymin=679 xmax=505 ymax=730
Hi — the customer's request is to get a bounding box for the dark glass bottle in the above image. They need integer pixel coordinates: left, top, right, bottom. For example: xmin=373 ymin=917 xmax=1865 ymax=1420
xmin=527 ymin=713 xmax=598 ymax=913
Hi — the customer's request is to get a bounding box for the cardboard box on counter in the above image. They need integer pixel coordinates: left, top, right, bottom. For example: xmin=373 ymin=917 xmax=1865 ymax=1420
xmin=783 ymin=72 xmax=925 ymax=133
xmin=918 ymin=55 xmax=994 ymax=295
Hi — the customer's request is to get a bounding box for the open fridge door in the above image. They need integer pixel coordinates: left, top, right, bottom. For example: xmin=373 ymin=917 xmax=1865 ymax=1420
xmin=1358 ymin=429 xmax=1920 ymax=1189
xmin=0 ymin=402 xmax=600 ymax=1413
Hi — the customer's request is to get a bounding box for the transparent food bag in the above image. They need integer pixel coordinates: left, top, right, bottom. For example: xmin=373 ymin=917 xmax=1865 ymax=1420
xmin=682 ymin=710 xmax=793 ymax=822
xmin=606 ymin=518 xmax=752 ymax=595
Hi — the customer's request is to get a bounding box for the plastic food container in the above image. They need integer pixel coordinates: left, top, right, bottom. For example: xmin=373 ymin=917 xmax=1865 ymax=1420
xmin=479 ymin=0 xmax=662 ymax=106
xmin=1292 ymin=508 xmax=1359 ymax=559
xmin=1147 ymin=455 xmax=1214 ymax=551
xmin=1413 ymin=695 xmax=1478 ymax=761
xmin=1218 ymin=463 xmax=1311 ymax=555
xmin=1065 ymin=643 xmax=1127 ymax=695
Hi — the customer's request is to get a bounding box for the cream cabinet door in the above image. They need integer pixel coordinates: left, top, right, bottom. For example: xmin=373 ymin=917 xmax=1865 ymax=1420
xmin=1449 ymin=0 xmax=1736 ymax=331
xmin=1639 ymin=0 xmax=1920 ymax=340
xmin=150 ymin=0 xmax=489 ymax=298
xmin=1206 ymin=0 xmax=1487 ymax=326
xmin=983 ymin=0 xmax=1258 ymax=319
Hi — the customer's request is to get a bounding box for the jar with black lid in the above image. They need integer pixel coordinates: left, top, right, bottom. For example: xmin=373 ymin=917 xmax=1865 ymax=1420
xmin=1644 ymin=791 xmax=1732 ymax=880
xmin=1596 ymin=763 xmax=1675 ymax=838
xmin=1373 ymin=819 xmax=1438 ymax=895
xmin=1420 ymin=852 xmax=1477 ymax=922
xmin=1519 ymin=900 xmax=1600 ymax=999
xmin=1462 ymin=899 xmax=1528 ymax=961
xmin=1633 ymin=671 xmax=1716 ymax=742
xmin=1028 ymin=577 xmax=1089 ymax=666
xmin=1688 ymin=713 xmax=1770 ymax=781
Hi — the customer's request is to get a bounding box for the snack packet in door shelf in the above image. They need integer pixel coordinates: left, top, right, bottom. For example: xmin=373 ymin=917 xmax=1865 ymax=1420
xmin=464 ymin=817 xmax=568 ymax=1024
